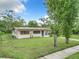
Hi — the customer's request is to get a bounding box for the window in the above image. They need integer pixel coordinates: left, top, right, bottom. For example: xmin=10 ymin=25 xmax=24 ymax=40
xmin=33 ymin=31 xmax=40 ymax=34
xmin=45 ymin=31 xmax=48 ymax=35
xmin=20 ymin=31 xmax=29 ymax=35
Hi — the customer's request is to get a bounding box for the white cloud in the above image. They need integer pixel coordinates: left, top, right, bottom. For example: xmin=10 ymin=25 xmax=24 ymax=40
xmin=44 ymin=15 xmax=49 ymax=19
xmin=20 ymin=0 xmax=28 ymax=2
xmin=0 ymin=0 xmax=26 ymax=13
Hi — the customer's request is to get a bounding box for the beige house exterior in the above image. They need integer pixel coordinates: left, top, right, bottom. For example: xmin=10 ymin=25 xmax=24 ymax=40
xmin=12 ymin=27 xmax=50 ymax=39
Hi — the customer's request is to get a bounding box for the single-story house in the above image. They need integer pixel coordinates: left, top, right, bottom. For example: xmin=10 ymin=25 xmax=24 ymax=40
xmin=12 ymin=27 xmax=50 ymax=39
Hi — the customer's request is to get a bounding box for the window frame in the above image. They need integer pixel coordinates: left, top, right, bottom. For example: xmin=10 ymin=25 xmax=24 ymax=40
xmin=45 ymin=31 xmax=48 ymax=35
xmin=33 ymin=30 xmax=40 ymax=34
xmin=20 ymin=30 xmax=29 ymax=35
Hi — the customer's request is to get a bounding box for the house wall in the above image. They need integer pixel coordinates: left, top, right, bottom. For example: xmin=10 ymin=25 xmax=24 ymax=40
xmin=12 ymin=30 xmax=49 ymax=39
xmin=33 ymin=31 xmax=42 ymax=37
xmin=17 ymin=35 xmax=30 ymax=39
xmin=44 ymin=31 xmax=49 ymax=37
xmin=16 ymin=30 xmax=30 ymax=39
xmin=31 ymin=30 xmax=49 ymax=37
xmin=12 ymin=30 xmax=20 ymax=38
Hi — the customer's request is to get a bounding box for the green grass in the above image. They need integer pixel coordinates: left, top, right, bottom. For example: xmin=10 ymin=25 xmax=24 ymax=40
xmin=71 ymin=35 xmax=79 ymax=39
xmin=0 ymin=34 xmax=79 ymax=59
xmin=65 ymin=52 xmax=79 ymax=59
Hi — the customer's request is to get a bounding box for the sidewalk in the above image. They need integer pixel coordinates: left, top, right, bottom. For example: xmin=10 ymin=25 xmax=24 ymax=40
xmin=39 ymin=45 xmax=79 ymax=59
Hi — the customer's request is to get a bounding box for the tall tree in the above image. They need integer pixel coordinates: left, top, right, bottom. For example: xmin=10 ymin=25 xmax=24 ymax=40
xmin=0 ymin=15 xmax=13 ymax=33
xmin=45 ymin=0 xmax=62 ymax=47
xmin=28 ymin=20 xmax=38 ymax=27
xmin=40 ymin=18 xmax=47 ymax=27
xmin=39 ymin=17 xmax=54 ymax=27
xmin=73 ymin=19 xmax=79 ymax=34
xmin=45 ymin=0 xmax=78 ymax=47
xmin=0 ymin=10 xmax=14 ymax=33
xmin=61 ymin=0 xmax=78 ymax=44
xmin=39 ymin=17 xmax=55 ymax=37
xmin=0 ymin=10 xmax=26 ymax=33
xmin=12 ymin=17 xmax=25 ymax=27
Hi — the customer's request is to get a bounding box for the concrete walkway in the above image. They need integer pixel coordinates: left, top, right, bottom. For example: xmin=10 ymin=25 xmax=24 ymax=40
xmin=39 ymin=45 xmax=79 ymax=59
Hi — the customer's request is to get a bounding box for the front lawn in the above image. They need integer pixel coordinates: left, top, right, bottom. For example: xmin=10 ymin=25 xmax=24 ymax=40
xmin=71 ymin=35 xmax=79 ymax=39
xmin=0 ymin=34 xmax=79 ymax=59
xmin=65 ymin=52 xmax=79 ymax=59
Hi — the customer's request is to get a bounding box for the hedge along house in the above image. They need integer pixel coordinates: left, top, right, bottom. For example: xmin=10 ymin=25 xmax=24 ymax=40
xmin=12 ymin=27 xmax=50 ymax=39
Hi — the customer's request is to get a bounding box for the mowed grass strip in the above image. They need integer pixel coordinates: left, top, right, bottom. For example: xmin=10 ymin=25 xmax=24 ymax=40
xmin=65 ymin=52 xmax=79 ymax=59
xmin=0 ymin=34 xmax=79 ymax=59
xmin=71 ymin=35 xmax=79 ymax=39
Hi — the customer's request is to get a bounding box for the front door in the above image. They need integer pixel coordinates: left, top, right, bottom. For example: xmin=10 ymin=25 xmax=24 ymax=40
xmin=42 ymin=30 xmax=44 ymax=37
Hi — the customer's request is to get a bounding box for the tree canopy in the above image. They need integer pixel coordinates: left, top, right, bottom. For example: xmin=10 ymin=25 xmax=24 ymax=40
xmin=45 ymin=0 xmax=78 ymax=47
xmin=0 ymin=10 xmax=26 ymax=33
xmin=28 ymin=20 xmax=38 ymax=27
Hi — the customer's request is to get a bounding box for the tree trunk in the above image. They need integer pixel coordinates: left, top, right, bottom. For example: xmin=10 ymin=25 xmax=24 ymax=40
xmin=65 ymin=37 xmax=69 ymax=44
xmin=53 ymin=33 xmax=57 ymax=48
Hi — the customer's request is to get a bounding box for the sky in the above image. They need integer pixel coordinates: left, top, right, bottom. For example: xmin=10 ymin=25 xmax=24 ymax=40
xmin=0 ymin=0 xmax=47 ymax=22
xmin=20 ymin=0 xmax=47 ymax=21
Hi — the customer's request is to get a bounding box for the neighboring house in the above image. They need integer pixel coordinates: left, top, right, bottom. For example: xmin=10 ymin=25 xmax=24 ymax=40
xmin=12 ymin=27 xmax=50 ymax=39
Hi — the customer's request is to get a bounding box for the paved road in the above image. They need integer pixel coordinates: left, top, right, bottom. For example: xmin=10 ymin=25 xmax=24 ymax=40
xmin=39 ymin=45 xmax=79 ymax=59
